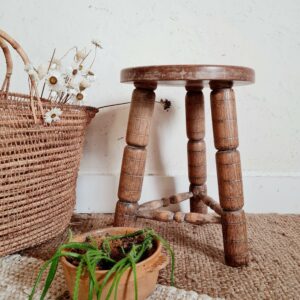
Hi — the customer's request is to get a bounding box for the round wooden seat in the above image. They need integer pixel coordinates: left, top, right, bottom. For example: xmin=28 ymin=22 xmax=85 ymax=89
xmin=121 ymin=64 xmax=255 ymax=87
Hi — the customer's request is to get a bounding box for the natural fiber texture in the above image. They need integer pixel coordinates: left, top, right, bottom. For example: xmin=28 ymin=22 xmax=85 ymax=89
xmin=0 ymin=93 xmax=97 ymax=255
xmin=0 ymin=254 xmax=66 ymax=299
xmin=148 ymin=285 xmax=223 ymax=300
xmin=0 ymin=28 xmax=98 ymax=256
xmin=0 ymin=255 xmax=220 ymax=300
xmin=23 ymin=213 xmax=300 ymax=299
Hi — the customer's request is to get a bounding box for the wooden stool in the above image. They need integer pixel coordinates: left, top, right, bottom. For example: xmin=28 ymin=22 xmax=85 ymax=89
xmin=114 ymin=65 xmax=255 ymax=267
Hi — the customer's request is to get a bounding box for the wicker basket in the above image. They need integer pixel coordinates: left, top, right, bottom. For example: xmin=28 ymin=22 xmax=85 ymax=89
xmin=0 ymin=30 xmax=98 ymax=256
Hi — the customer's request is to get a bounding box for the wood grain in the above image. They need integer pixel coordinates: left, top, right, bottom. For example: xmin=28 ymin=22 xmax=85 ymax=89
xmin=221 ymin=210 xmax=249 ymax=267
xmin=210 ymin=88 xmax=238 ymax=150
xmin=186 ymin=88 xmax=207 ymax=213
xmin=216 ymin=150 xmax=243 ymax=210
xmin=114 ymin=201 xmax=138 ymax=226
xmin=114 ymin=86 xmax=156 ymax=226
xmin=126 ymin=88 xmax=155 ymax=147
xmin=137 ymin=209 xmax=221 ymax=225
xmin=210 ymin=82 xmax=248 ymax=266
xmin=118 ymin=146 xmax=147 ymax=202
xmin=121 ymin=65 xmax=255 ymax=87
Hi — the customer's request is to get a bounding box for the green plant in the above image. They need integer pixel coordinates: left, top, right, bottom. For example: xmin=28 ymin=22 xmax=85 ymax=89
xmin=29 ymin=228 xmax=175 ymax=300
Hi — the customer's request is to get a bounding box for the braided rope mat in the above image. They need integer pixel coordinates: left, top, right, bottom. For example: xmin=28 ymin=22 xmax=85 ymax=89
xmin=0 ymin=255 xmax=221 ymax=300
xmin=21 ymin=213 xmax=300 ymax=299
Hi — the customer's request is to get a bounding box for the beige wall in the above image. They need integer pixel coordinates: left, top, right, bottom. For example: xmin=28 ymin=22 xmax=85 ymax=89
xmin=2 ymin=0 xmax=300 ymax=212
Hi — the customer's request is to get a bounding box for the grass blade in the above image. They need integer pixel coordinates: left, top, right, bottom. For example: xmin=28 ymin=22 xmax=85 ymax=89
xmin=129 ymin=255 xmax=138 ymax=300
xmin=105 ymin=263 xmax=124 ymax=300
xmin=88 ymin=273 xmax=94 ymax=300
xmin=73 ymin=259 xmax=84 ymax=300
xmin=97 ymin=257 xmax=128 ymax=300
xmin=28 ymin=259 xmax=52 ymax=300
xmin=40 ymin=256 xmax=60 ymax=299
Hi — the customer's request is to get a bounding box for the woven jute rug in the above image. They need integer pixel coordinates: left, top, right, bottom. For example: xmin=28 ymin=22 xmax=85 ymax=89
xmin=0 ymin=255 xmax=221 ymax=300
xmin=21 ymin=213 xmax=300 ymax=300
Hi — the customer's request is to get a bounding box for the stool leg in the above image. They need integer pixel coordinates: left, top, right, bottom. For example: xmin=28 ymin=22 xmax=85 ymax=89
xmin=210 ymin=81 xmax=249 ymax=267
xmin=185 ymin=87 xmax=207 ymax=214
xmin=114 ymin=86 xmax=156 ymax=226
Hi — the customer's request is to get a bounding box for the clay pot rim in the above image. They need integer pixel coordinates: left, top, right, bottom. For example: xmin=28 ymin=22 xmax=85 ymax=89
xmin=61 ymin=227 xmax=163 ymax=274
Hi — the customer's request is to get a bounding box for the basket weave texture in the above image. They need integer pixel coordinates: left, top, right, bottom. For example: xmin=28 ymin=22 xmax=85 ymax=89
xmin=0 ymin=30 xmax=98 ymax=255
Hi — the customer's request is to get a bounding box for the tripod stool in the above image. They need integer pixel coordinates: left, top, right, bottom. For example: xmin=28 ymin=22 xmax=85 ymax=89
xmin=114 ymin=65 xmax=255 ymax=267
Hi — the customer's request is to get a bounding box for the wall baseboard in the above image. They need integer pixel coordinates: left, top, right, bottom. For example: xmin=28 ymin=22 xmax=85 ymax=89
xmin=75 ymin=173 xmax=300 ymax=213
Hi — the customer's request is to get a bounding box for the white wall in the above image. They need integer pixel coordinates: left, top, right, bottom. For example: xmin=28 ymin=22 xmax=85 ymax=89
xmin=1 ymin=0 xmax=300 ymax=213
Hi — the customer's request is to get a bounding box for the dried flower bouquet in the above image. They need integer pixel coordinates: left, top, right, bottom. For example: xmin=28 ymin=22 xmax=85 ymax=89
xmin=24 ymin=39 xmax=102 ymax=124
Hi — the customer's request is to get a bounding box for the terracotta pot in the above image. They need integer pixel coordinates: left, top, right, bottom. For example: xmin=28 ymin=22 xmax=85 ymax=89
xmin=61 ymin=227 xmax=168 ymax=300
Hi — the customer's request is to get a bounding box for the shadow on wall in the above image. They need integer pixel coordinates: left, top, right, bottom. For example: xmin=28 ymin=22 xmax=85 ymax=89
xmin=146 ymin=104 xmax=181 ymax=212
xmin=77 ymin=100 xmax=182 ymax=212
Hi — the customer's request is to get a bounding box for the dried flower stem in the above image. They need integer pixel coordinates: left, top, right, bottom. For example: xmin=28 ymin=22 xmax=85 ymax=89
xmin=79 ymin=49 xmax=92 ymax=66
xmin=59 ymin=46 xmax=78 ymax=61
xmin=97 ymin=100 xmax=169 ymax=110
xmin=88 ymin=46 xmax=98 ymax=70
xmin=47 ymin=90 xmax=53 ymax=102
xmin=97 ymin=101 xmax=130 ymax=109
xmin=41 ymin=49 xmax=56 ymax=99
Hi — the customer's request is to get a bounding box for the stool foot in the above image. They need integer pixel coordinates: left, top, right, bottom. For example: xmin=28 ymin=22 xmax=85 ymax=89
xmin=210 ymin=82 xmax=249 ymax=267
xmin=222 ymin=210 xmax=249 ymax=267
xmin=114 ymin=201 xmax=138 ymax=226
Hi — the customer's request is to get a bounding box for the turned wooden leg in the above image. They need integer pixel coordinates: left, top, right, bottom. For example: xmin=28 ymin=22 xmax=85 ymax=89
xmin=185 ymin=87 xmax=208 ymax=214
xmin=210 ymin=81 xmax=249 ymax=267
xmin=114 ymin=84 xmax=156 ymax=226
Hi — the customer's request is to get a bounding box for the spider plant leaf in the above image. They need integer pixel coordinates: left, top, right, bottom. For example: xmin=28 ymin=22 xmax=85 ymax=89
xmin=102 ymin=238 xmax=111 ymax=255
xmin=88 ymin=273 xmax=94 ymax=300
xmin=73 ymin=259 xmax=84 ymax=300
xmin=105 ymin=263 xmax=124 ymax=300
xmin=129 ymin=254 xmax=138 ymax=300
xmin=84 ymin=251 xmax=99 ymax=291
xmin=113 ymin=263 xmax=130 ymax=300
xmin=40 ymin=256 xmax=60 ymax=299
xmin=106 ymin=229 xmax=146 ymax=241
xmin=61 ymin=251 xmax=83 ymax=259
xmin=97 ymin=257 xmax=128 ymax=300
xmin=28 ymin=259 xmax=52 ymax=300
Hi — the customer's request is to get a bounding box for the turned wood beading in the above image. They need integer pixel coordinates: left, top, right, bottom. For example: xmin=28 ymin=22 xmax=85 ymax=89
xmin=114 ymin=86 xmax=156 ymax=226
xmin=137 ymin=209 xmax=220 ymax=225
xmin=185 ymin=87 xmax=208 ymax=214
xmin=115 ymin=65 xmax=255 ymax=267
xmin=210 ymin=81 xmax=249 ymax=267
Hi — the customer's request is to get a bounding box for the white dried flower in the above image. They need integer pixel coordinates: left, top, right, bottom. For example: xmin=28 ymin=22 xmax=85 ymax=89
xmin=50 ymin=58 xmax=63 ymax=71
xmin=24 ymin=63 xmax=34 ymax=73
xmin=65 ymin=66 xmax=76 ymax=78
xmin=46 ymin=70 xmax=65 ymax=93
xmin=24 ymin=63 xmax=39 ymax=82
xmin=37 ymin=64 xmax=48 ymax=80
xmin=44 ymin=107 xmax=62 ymax=124
xmin=66 ymin=63 xmax=83 ymax=78
xmin=75 ymin=48 xmax=87 ymax=61
xmin=67 ymin=80 xmax=79 ymax=91
xmin=79 ymin=78 xmax=91 ymax=91
xmin=75 ymin=91 xmax=86 ymax=103
xmin=85 ymin=70 xmax=96 ymax=82
xmin=91 ymin=39 xmax=102 ymax=48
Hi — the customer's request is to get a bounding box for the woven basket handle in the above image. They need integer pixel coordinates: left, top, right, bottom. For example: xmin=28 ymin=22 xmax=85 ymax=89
xmin=0 ymin=29 xmax=44 ymax=123
xmin=0 ymin=37 xmax=13 ymax=95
